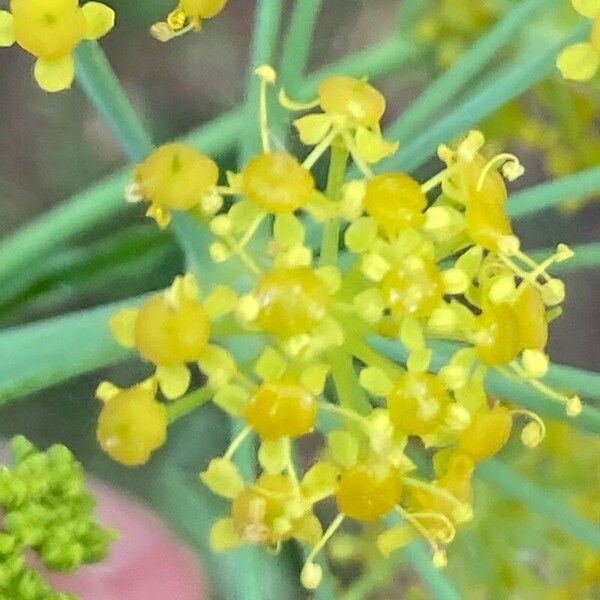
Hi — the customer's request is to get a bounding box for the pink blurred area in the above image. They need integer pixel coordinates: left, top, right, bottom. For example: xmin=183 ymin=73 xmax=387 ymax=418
xmin=43 ymin=480 xmax=209 ymax=599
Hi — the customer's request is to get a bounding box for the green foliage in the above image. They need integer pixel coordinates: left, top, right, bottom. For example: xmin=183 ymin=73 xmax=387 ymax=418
xmin=0 ymin=436 xmax=114 ymax=599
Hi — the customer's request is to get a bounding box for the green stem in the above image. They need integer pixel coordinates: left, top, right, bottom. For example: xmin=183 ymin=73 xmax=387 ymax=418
xmin=508 ymin=166 xmax=600 ymax=218
xmin=74 ymin=41 xmax=153 ymax=160
xmin=240 ymin=0 xmax=284 ymax=163
xmin=339 ymin=560 xmax=394 ymax=600
xmin=478 ymin=459 xmax=600 ymax=551
xmin=166 ymin=386 xmax=214 ymax=423
xmin=402 ymin=540 xmax=462 ymax=600
xmin=327 ymin=350 xmax=371 ymax=415
xmin=279 ymin=0 xmax=323 ymax=92
xmin=389 ymin=0 xmax=550 ymax=141
xmin=320 ymin=144 xmax=349 ymax=266
xmin=396 ymin=0 xmax=429 ymax=34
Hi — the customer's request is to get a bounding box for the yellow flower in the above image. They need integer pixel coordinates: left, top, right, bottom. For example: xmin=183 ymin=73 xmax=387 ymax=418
xmin=96 ymin=379 xmax=167 ymax=466
xmin=0 ymin=0 xmax=114 ymax=92
xmin=557 ymin=0 xmax=600 ymax=81
xmin=129 ymin=142 xmax=220 ymax=228
xmin=110 ymin=273 xmax=215 ymax=399
xmin=151 ymin=0 xmax=228 ymax=42
xmin=279 ymin=71 xmax=399 ymax=176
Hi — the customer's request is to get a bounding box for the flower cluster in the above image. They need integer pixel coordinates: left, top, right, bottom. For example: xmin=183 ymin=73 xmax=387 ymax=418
xmin=97 ymin=68 xmax=578 ymax=589
xmin=0 ymin=0 xmax=114 ymax=92
xmin=416 ymin=0 xmax=600 ymax=209
xmin=0 ymin=436 xmax=114 ymax=599
xmin=415 ymin=0 xmax=499 ymax=67
xmin=557 ymin=0 xmax=600 ymax=81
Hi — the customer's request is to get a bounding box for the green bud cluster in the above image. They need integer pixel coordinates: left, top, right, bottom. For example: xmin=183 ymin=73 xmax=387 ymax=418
xmin=0 ymin=436 xmax=115 ymax=600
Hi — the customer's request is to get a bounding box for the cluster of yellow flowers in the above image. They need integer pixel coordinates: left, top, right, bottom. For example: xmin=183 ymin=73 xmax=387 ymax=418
xmin=416 ymin=0 xmax=600 ymax=209
xmin=95 ymin=68 xmax=580 ymax=589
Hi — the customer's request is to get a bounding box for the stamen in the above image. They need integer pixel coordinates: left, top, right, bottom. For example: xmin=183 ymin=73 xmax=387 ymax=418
xmin=409 ymin=511 xmax=457 ymax=544
xmin=284 ymin=437 xmax=300 ymax=492
xmin=420 ymin=164 xmax=459 ymax=194
xmin=255 ymin=65 xmax=277 ymax=153
xmin=340 ymin=131 xmax=374 ymax=179
xmin=214 ymin=185 xmax=240 ymax=196
xmin=504 ymin=363 xmax=582 ymax=417
xmin=404 ymin=477 xmax=473 ymax=523
xmin=278 ymin=88 xmax=320 ymax=111
xmin=224 ymin=426 xmax=252 ymax=460
xmin=218 ymin=214 xmax=266 ymax=275
xmin=395 ymin=505 xmax=446 ymax=567
xmin=302 ymin=128 xmax=339 ymax=170
xmin=476 ymin=153 xmax=524 ymax=191
xmin=301 ymin=513 xmax=345 ymax=589
xmin=319 ymin=402 xmax=369 ymax=431
xmin=510 ymin=408 xmax=546 ymax=448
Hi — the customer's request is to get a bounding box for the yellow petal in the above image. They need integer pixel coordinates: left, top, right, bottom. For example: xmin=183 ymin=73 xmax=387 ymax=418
xmin=34 ymin=55 xmax=75 ymax=93
xmin=354 ymin=127 xmax=399 ymax=163
xmin=377 ymin=525 xmax=416 ymax=557
xmin=299 ymin=362 xmax=330 ymax=395
xmin=82 ymin=2 xmax=115 ymax=39
xmin=0 ymin=11 xmax=15 ymax=47
xmin=109 ymin=307 xmax=139 ymax=348
xmin=572 ymin=0 xmax=600 ymax=17
xmin=293 ymin=114 xmax=333 ymax=145
xmin=95 ymin=380 xmax=121 ymax=402
xmin=258 ymin=439 xmax=286 ymax=474
xmin=273 ymin=213 xmax=305 ymax=247
xmin=155 ymin=364 xmax=191 ymax=399
xmin=200 ymin=458 xmax=245 ymax=499
xmin=210 ymin=518 xmax=241 ymax=552
xmin=146 ymin=203 xmax=171 ymax=228
xmin=556 ymin=43 xmax=600 ymax=81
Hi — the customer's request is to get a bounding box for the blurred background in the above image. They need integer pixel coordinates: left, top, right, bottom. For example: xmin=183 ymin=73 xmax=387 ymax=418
xmin=0 ymin=0 xmax=599 ymax=598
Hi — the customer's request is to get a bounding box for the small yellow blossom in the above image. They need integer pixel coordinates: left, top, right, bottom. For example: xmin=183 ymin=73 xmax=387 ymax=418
xmin=129 ymin=143 xmax=220 ymax=227
xmin=151 ymin=0 xmax=228 ymax=42
xmin=96 ymin=379 xmax=167 ymax=466
xmin=0 ymin=0 xmax=114 ymax=92
xmin=110 ymin=273 xmax=214 ymax=399
xmin=557 ymin=0 xmax=600 ymax=81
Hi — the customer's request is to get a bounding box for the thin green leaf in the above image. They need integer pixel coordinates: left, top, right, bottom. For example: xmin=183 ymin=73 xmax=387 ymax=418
xmin=379 ymin=22 xmax=590 ymax=174
xmin=339 ymin=560 xmax=394 ymax=600
xmin=390 ymin=0 xmax=550 ymax=141
xmin=403 ymin=541 xmax=462 ymax=600
xmin=478 ymin=459 xmax=600 ymax=551
xmin=0 ymin=226 xmax=176 ymax=316
xmin=0 ymin=298 xmax=140 ymax=404
xmin=279 ymin=0 xmax=323 ymax=91
xmin=74 ymin=41 xmax=153 ymax=161
xmin=508 ymin=166 xmax=600 ymax=218
xmin=0 ymin=111 xmax=243 ymax=285
xmin=396 ymin=0 xmax=430 ymax=33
